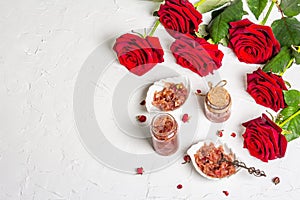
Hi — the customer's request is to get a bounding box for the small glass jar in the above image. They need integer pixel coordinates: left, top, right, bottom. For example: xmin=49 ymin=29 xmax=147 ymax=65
xmin=204 ymin=82 xmax=232 ymax=123
xmin=150 ymin=113 xmax=179 ymax=156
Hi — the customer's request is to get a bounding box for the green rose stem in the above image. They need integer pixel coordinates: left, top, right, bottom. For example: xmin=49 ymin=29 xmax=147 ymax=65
xmin=278 ymin=109 xmax=300 ymax=128
xmin=194 ymin=0 xmax=204 ymax=8
xmin=149 ymin=20 xmax=160 ymax=37
xmin=260 ymin=1 xmax=275 ymax=25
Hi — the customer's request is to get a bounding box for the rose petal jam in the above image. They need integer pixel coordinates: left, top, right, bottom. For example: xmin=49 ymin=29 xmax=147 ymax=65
xmin=204 ymin=86 xmax=231 ymax=123
xmin=150 ymin=113 xmax=178 ymax=156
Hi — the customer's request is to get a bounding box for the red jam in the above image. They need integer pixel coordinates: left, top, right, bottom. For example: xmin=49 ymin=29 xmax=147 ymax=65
xmin=150 ymin=113 xmax=179 ymax=156
xmin=152 ymin=82 xmax=188 ymax=111
xmin=194 ymin=142 xmax=236 ymax=178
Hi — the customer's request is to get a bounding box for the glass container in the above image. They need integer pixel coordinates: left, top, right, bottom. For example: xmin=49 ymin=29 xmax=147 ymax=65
xmin=204 ymin=81 xmax=232 ymax=123
xmin=150 ymin=113 xmax=179 ymax=156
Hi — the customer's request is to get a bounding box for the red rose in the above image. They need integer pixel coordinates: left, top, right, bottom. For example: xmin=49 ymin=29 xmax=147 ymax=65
xmin=157 ymin=0 xmax=202 ymax=37
xmin=228 ymin=19 xmax=280 ymax=64
xmin=170 ymin=35 xmax=224 ymax=76
xmin=242 ymin=114 xmax=287 ymax=162
xmin=113 ymin=33 xmax=164 ymax=76
xmin=247 ymin=68 xmax=287 ymax=112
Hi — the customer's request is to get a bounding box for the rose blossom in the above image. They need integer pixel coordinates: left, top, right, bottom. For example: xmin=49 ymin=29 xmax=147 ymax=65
xmin=171 ymin=35 xmax=224 ymax=76
xmin=157 ymin=0 xmax=202 ymax=37
xmin=247 ymin=68 xmax=287 ymax=112
xmin=242 ymin=114 xmax=287 ymax=162
xmin=228 ymin=19 xmax=280 ymax=64
xmin=113 ymin=33 xmax=164 ymax=76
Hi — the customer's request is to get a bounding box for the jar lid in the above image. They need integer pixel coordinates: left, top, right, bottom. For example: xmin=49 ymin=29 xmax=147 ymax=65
xmin=207 ymin=86 xmax=231 ymax=108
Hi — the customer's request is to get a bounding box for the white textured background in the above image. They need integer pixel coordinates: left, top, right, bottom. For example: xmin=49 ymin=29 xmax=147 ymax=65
xmin=1 ymin=0 xmax=300 ymax=199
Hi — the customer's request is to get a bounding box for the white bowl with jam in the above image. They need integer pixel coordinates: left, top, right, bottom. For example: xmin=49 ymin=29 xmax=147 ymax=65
xmin=187 ymin=140 xmax=239 ymax=180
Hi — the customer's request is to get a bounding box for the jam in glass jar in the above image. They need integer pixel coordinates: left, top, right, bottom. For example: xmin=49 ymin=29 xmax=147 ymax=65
xmin=204 ymin=80 xmax=232 ymax=123
xmin=150 ymin=113 xmax=179 ymax=156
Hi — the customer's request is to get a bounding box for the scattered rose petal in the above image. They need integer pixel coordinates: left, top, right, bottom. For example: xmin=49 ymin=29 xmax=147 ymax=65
xmin=140 ymin=100 xmax=146 ymax=106
xmin=217 ymin=130 xmax=224 ymax=137
xmin=182 ymin=155 xmax=191 ymax=164
xmin=136 ymin=167 xmax=144 ymax=175
xmin=196 ymin=89 xmax=202 ymax=94
xmin=136 ymin=115 xmax=147 ymax=122
xmin=223 ymin=191 xmax=229 ymax=196
xmin=231 ymin=132 xmax=236 ymax=137
xmin=272 ymin=177 xmax=280 ymax=185
xmin=182 ymin=113 xmax=190 ymax=123
xmin=177 ymin=184 xmax=183 ymax=189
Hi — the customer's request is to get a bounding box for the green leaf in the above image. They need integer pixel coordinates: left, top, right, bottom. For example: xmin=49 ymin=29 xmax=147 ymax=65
xmin=283 ymin=90 xmax=300 ymax=107
xmin=292 ymin=45 xmax=300 ymax=64
xmin=272 ymin=17 xmax=300 ymax=47
xmin=262 ymin=46 xmax=292 ymax=74
xmin=276 ymin=106 xmax=300 ymax=142
xmin=282 ymin=114 xmax=300 ymax=142
xmin=196 ymin=0 xmax=231 ymax=14
xmin=280 ymin=0 xmax=300 ymax=17
xmin=207 ymin=0 xmax=244 ymax=43
xmin=276 ymin=106 xmax=299 ymax=123
xmin=247 ymin=0 xmax=268 ymax=19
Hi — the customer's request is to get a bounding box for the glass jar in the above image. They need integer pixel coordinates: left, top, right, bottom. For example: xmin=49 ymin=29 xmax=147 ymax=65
xmin=204 ymin=81 xmax=232 ymax=123
xmin=150 ymin=113 xmax=179 ymax=156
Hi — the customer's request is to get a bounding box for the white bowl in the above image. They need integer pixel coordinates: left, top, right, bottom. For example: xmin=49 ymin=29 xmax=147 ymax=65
xmin=187 ymin=140 xmax=239 ymax=180
xmin=145 ymin=75 xmax=190 ymax=113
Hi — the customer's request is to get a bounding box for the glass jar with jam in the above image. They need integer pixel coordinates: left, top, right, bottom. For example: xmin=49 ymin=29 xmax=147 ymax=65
xmin=150 ymin=113 xmax=179 ymax=156
xmin=204 ymin=80 xmax=232 ymax=123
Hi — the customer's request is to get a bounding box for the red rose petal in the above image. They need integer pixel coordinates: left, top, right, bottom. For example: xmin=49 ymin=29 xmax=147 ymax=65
xmin=182 ymin=113 xmax=189 ymax=123
xmin=223 ymin=191 xmax=229 ymax=196
xmin=217 ymin=130 xmax=223 ymax=137
xmin=182 ymin=155 xmax=191 ymax=164
xmin=136 ymin=115 xmax=147 ymax=123
xmin=231 ymin=132 xmax=236 ymax=137
xmin=136 ymin=167 xmax=144 ymax=175
xmin=140 ymin=100 xmax=146 ymax=106
xmin=177 ymin=184 xmax=183 ymax=189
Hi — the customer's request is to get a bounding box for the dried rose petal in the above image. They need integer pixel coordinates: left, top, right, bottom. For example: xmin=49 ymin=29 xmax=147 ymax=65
xmin=177 ymin=184 xmax=183 ymax=189
xmin=217 ymin=130 xmax=223 ymax=137
xmin=223 ymin=191 xmax=229 ymax=196
xmin=136 ymin=167 xmax=144 ymax=175
xmin=140 ymin=100 xmax=146 ymax=106
xmin=272 ymin=177 xmax=280 ymax=185
xmin=231 ymin=132 xmax=236 ymax=137
xmin=182 ymin=113 xmax=190 ymax=123
xmin=136 ymin=115 xmax=147 ymax=122
xmin=182 ymin=155 xmax=191 ymax=164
